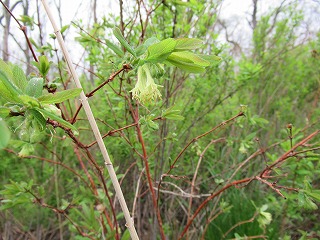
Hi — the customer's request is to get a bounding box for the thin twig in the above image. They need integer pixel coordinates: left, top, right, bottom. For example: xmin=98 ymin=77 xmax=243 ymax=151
xmin=0 ymin=0 xmax=38 ymax=62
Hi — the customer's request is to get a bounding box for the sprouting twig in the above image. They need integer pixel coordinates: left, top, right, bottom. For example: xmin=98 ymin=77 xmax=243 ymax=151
xmin=260 ymin=129 xmax=320 ymax=177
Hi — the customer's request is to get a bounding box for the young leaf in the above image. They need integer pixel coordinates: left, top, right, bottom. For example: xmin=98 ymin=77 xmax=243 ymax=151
xmin=298 ymin=192 xmax=318 ymax=210
xmin=12 ymin=65 xmax=28 ymax=91
xmin=113 ymin=27 xmax=137 ymax=57
xmin=147 ymin=119 xmax=159 ymax=130
xmin=0 ymin=107 xmax=10 ymax=117
xmin=38 ymin=55 xmax=50 ymax=77
xmin=38 ymin=88 xmax=82 ymax=104
xmin=135 ymin=37 xmax=159 ymax=56
xmin=162 ymin=106 xmax=184 ymax=120
xmin=164 ymin=51 xmax=212 ymax=73
xmin=168 ymin=51 xmax=210 ymax=67
xmin=165 ymin=58 xmax=206 ymax=73
xmin=18 ymin=143 xmax=35 ymax=158
xmin=36 ymin=107 xmax=78 ymax=134
xmin=60 ymin=24 xmax=69 ymax=34
xmin=146 ymin=38 xmax=176 ymax=63
xmin=258 ymin=205 xmax=272 ymax=227
xmin=0 ymin=181 xmax=33 ymax=210
xmin=0 ymin=70 xmax=23 ymax=103
xmin=0 ymin=119 xmax=11 ymax=149
xmin=28 ymin=109 xmax=47 ymax=131
xmin=120 ymin=229 xmax=131 ymax=240
xmin=304 ymin=195 xmax=318 ymax=210
xmin=105 ymin=39 xmax=124 ymax=57
xmin=0 ymin=58 xmax=14 ymax=81
xmin=25 ymin=77 xmax=44 ymax=97
xmin=174 ymin=38 xmax=203 ymax=51
xmin=303 ymin=177 xmax=313 ymax=192
xmin=18 ymin=95 xmax=40 ymax=107
xmin=303 ymin=190 xmax=320 ymax=202
xmin=0 ymin=82 xmax=19 ymax=102
xmin=197 ymin=54 xmax=222 ymax=63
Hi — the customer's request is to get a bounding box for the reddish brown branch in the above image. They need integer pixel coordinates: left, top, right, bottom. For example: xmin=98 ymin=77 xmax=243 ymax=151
xmin=70 ymin=64 xmax=131 ymax=124
xmin=0 ymin=0 xmax=38 ymax=62
xmin=135 ymin=120 xmax=166 ymax=240
xmin=86 ymin=122 xmax=138 ymax=148
xmin=168 ymin=112 xmax=244 ymax=174
xmin=86 ymin=116 xmax=163 ymax=148
xmin=46 ymin=119 xmax=87 ymax=149
xmin=260 ymin=129 xmax=320 ymax=177
xmin=178 ymin=178 xmax=252 ymax=240
xmin=24 ymin=189 xmax=95 ymax=239
xmin=4 ymin=148 xmax=90 ymax=189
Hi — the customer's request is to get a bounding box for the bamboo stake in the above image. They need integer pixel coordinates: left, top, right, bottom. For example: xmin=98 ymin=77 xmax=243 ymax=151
xmin=41 ymin=1 xmax=139 ymax=239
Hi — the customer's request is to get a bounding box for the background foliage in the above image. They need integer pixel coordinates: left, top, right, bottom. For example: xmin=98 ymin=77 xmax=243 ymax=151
xmin=1 ymin=0 xmax=320 ymax=239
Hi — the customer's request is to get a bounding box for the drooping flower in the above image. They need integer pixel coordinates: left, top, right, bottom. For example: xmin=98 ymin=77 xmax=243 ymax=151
xmin=130 ymin=64 xmax=162 ymax=104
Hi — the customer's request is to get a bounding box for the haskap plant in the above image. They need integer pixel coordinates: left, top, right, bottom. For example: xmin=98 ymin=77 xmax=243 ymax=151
xmin=1 ymin=0 xmax=320 ymax=239
xmin=0 ymin=0 xmax=220 ymax=239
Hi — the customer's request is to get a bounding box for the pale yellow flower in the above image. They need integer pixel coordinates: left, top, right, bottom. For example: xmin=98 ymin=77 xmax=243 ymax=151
xmin=130 ymin=64 xmax=162 ymax=103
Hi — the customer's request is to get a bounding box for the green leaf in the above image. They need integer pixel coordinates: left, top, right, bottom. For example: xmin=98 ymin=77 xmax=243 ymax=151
xmin=60 ymin=24 xmax=69 ymax=34
xmin=0 ymin=58 xmax=24 ymax=99
xmin=0 ymin=81 xmax=19 ymax=102
xmin=0 ymin=180 xmax=33 ymax=210
xmin=162 ymin=106 xmax=184 ymax=120
xmin=135 ymin=37 xmax=159 ymax=56
xmin=214 ymin=178 xmax=224 ymax=184
xmin=12 ymin=65 xmax=28 ymax=91
xmin=113 ymin=27 xmax=137 ymax=57
xmin=29 ymin=38 xmax=39 ymax=49
xmin=0 ymin=69 xmax=23 ymax=102
xmin=120 ymin=229 xmax=130 ymax=240
xmin=258 ymin=205 xmax=272 ymax=227
xmin=0 ymin=58 xmax=14 ymax=81
xmin=303 ymin=177 xmax=313 ymax=191
xmin=165 ymin=58 xmax=206 ymax=73
xmin=146 ymin=38 xmax=176 ymax=63
xmin=304 ymin=190 xmax=320 ymax=202
xmin=0 ymin=107 xmax=10 ymax=117
xmin=43 ymin=104 xmax=61 ymax=116
xmin=19 ymin=15 xmax=34 ymax=25
xmin=36 ymin=107 xmax=78 ymax=134
xmin=0 ymin=119 xmax=11 ymax=149
xmin=25 ymin=77 xmax=44 ymax=97
xmin=197 ymin=54 xmax=222 ymax=63
xmin=18 ymin=95 xmax=40 ymax=107
xmin=168 ymin=51 xmax=210 ymax=67
xmin=28 ymin=109 xmax=46 ymax=131
xmin=38 ymin=88 xmax=82 ymax=104
xmin=18 ymin=143 xmax=34 ymax=157
xmin=38 ymin=55 xmax=50 ymax=77
xmin=298 ymin=192 xmax=318 ymax=210
xmin=304 ymin=195 xmax=318 ymax=210
xmin=174 ymin=38 xmax=203 ymax=51
xmin=147 ymin=120 xmax=159 ymax=130
xmin=105 ymin=39 xmax=124 ymax=57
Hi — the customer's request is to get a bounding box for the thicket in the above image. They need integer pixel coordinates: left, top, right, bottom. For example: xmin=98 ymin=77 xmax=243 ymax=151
xmin=1 ymin=0 xmax=320 ymax=239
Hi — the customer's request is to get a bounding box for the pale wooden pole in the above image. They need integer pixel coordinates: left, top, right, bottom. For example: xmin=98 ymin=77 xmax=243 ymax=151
xmin=41 ymin=1 xmax=139 ymax=239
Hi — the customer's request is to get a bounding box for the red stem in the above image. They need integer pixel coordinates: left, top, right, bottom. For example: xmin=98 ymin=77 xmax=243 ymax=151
xmin=178 ymin=178 xmax=252 ymax=240
xmin=70 ymin=64 xmax=131 ymax=124
xmin=260 ymin=129 xmax=320 ymax=177
xmin=0 ymin=0 xmax=38 ymax=62
xmin=135 ymin=120 xmax=166 ymax=240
